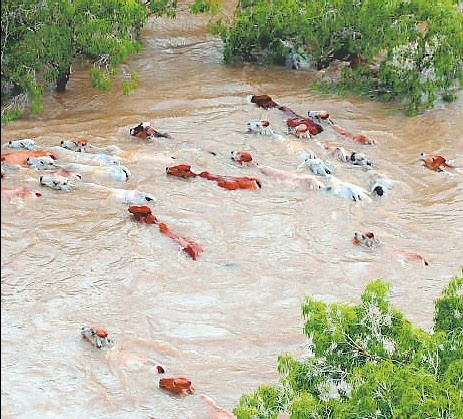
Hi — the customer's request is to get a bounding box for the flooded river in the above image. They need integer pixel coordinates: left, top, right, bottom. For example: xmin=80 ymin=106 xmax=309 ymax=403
xmin=2 ymin=8 xmax=462 ymax=419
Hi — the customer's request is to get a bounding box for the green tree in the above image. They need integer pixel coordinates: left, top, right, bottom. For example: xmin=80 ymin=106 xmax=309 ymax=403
xmin=220 ymin=0 xmax=463 ymax=115
xmin=233 ymin=271 xmax=463 ymax=418
xmin=1 ymin=0 xmax=149 ymax=121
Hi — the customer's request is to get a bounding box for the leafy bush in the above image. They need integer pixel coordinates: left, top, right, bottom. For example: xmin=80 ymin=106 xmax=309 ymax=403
xmin=233 ymin=271 xmax=463 ymax=418
xmin=1 ymin=0 xmax=147 ymax=116
xmin=121 ymin=73 xmax=139 ymax=95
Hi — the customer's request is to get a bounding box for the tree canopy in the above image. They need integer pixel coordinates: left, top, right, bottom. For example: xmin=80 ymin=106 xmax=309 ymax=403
xmin=232 ymin=271 xmax=463 ymax=418
xmin=218 ymin=0 xmax=463 ymax=115
xmin=1 ymin=0 xmax=150 ymax=121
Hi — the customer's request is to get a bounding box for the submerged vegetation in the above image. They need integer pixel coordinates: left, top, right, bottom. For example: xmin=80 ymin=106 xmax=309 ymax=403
xmin=233 ymin=272 xmax=463 ymax=418
xmin=1 ymin=0 xmax=462 ymax=119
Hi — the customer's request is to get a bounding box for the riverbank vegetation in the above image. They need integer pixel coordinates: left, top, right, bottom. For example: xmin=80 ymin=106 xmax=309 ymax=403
xmin=1 ymin=0 xmax=462 ymax=118
xmin=1 ymin=0 xmax=150 ymax=122
xmin=233 ymin=272 xmax=463 ymax=418
xmin=218 ymin=0 xmax=463 ymax=115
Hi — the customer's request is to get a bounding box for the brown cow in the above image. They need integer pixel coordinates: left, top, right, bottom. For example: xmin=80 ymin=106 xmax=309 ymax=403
xmin=1 ymin=150 xmax=57 ymax=166
xmin=159 ymin=377 xmax=195 ymax=395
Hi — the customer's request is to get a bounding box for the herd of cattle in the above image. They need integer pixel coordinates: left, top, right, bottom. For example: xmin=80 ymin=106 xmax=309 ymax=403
xmin=1 ymin=94 xmax=459 ymax=414
xmin=2 ymin=93 xmax=458 ymax=260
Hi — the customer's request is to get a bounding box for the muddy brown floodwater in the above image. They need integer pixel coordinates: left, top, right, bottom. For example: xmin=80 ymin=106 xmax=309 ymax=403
xmin=2 ymin=9 xmax=463 ymax=419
